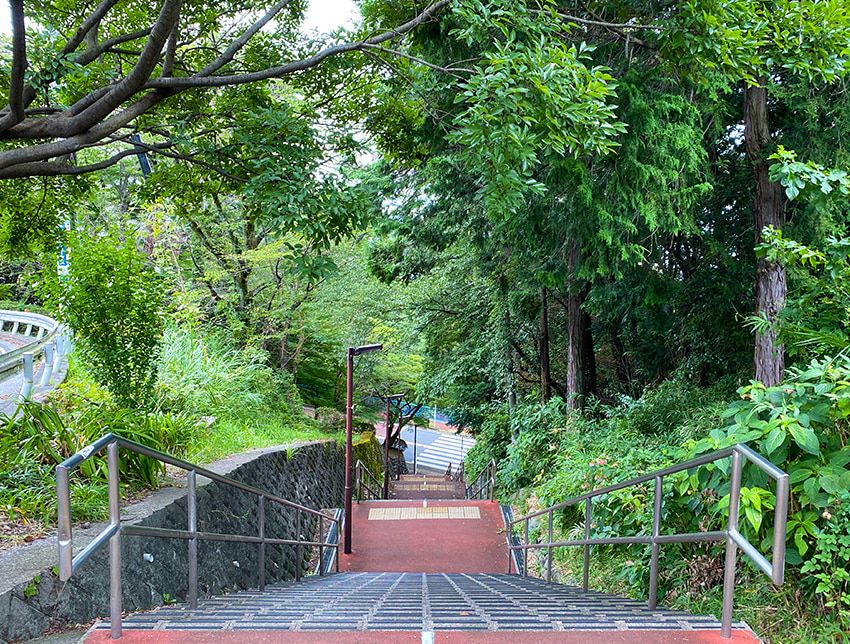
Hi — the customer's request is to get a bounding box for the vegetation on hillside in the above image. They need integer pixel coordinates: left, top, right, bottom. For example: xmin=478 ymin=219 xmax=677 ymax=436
xmin=0 ymin=0 xmax=849 ymax=639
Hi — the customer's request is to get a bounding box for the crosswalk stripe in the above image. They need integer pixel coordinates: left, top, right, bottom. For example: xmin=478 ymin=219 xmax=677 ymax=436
xmin=415 ymin=456 xmax=460 ymax=468
xmin=423 ymin=442 xmax=470 ymax=452
xmin=432 ymin=436 xmax=475 ymax=448
xmin=417 ymin=445 xmax=466 ymax=456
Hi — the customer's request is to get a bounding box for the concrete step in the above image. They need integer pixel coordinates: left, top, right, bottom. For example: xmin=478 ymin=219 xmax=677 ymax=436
xmin=86 ymin=572 xmax=755 ymax=642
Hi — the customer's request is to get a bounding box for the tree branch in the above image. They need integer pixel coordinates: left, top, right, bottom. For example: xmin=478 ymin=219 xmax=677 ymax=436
xmin=361 ymin=43 xmax=473 ymax=78
xmin=0 ymin=90 xmax=171 ymax=169
xmin=0 ymin=141 xmax=174 ymax=179
xmin=0 ymin=0 xmax=28 ymax=132
xmin=0 ymin=0 xmax=450 ymax=176
xmin=146 ymin=0 xmax=449 ymax=89
xmin=196 ymin=0 xmax=295 ymax=77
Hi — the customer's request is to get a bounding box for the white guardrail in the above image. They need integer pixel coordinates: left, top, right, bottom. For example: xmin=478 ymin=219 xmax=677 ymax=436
xmin=0 ymin=310 xmax=69 ymax=404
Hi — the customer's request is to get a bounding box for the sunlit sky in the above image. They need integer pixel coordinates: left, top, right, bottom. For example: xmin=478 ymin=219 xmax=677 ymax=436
xmin=0 ymin=0 xmax=360 ymax=36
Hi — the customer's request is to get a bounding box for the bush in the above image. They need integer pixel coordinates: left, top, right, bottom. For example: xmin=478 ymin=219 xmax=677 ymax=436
xmin=801 ymin=490 xmax=850 ymax=629
xmin=0 ymin=400 xmax=199 ymax=522
xmin=40 ymin=233 xmax=165 ymax=406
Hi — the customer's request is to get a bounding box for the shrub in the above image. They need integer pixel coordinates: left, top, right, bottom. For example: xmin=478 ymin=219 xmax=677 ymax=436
xmin=40 ymin=233 xmax=165 ymax=406
xmin=0 ymin=400 xmax=199 ymax=521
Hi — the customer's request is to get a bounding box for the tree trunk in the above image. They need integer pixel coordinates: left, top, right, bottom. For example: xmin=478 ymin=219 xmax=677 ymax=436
xmin=744 ymin=81 xmax=786 ymax=386
xmin=539 ymin=287 xmax=552 ymax=402
xmin=565 ymin=241 xmax=584 ymax=411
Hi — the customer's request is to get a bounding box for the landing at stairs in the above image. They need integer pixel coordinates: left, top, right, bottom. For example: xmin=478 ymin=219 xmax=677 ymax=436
xmin=389 ymin=474 xmax=466 ymax=499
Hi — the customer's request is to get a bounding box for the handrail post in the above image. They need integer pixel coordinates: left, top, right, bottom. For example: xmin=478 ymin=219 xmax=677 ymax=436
xmin=383 ymin=397 xmax=391 ymax=499
xmin=295 ymin=508 xmax=302 ymax=582
xmin=648 ymin=475 xmax=662 ymax=610
xmin=335 ymin=516 xmax=340 ymax=573
xmin=772 ymin=473 xmax=789 ymax=585
xmin=489 ymin=461 xmax=496 ymax=500
xmin=19 ymin=352 xmax=34 ymax=401
xmin=56 ymin=464 xmax=73 ymax=581
xmin=507 ymin=523 xmax=513 ymax=574
xmin=582 ymin=497 xmax=591 ymax=591
xmin=258 ymin=495 xmax=265 ymax=592
xmin=355 ymin=462 xmax=360 ymax=503
xmin=721 ymin=450 xmax=744 ymax=638
xmin=187 ymin=471 xmax=198 ymax=609
xmin=546 ymin=509 xmax=554 ymax=582
xmin=523 ymin=518 xmax=529 ymax=577
xmin=39 ymin=342 xmax=54 ymax=386
xmin=319 ymin=515 xmax=325 ymax=576
xmin=107 ymin=441 xmax=122 ymax=639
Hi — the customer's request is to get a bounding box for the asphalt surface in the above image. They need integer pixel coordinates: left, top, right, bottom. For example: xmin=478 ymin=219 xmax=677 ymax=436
xmin=376 ymin=422 xmax=475 ymax=474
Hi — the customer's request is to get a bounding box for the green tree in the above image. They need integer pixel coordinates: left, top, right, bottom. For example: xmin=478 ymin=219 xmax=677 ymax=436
xmin=42 ymin=232 xmax=164 ymax=405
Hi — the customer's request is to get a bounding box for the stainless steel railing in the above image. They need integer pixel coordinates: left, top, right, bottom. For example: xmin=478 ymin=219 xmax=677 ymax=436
xmin=56 ymin=433 xmax=341 ymax=639
xmin=354 ymin=459 xmax=384 ymax=501
xmin=509 ymin=443 xmax=789 ymax=638
xmin=464 ymin=459 xmax=496 ymax=500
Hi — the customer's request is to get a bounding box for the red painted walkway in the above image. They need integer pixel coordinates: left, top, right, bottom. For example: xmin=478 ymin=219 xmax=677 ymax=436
xmin=340 ymin=499 xmax=508 ymax=573
xmin=86 ymin=629 xmax=757 ymax=643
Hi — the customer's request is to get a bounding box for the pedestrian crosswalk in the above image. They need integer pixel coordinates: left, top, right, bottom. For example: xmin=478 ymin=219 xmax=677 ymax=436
xmin=412 ymin=432 xmax=474 ymax=472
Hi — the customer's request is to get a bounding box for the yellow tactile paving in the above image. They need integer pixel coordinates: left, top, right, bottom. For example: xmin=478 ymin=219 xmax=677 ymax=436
xmin=367 ymin=506 xmax=481 ymax=520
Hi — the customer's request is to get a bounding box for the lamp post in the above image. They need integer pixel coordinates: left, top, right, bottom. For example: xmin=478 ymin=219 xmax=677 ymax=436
xmin=344 ymin=343 xmax=383 ymax=555
xmin=383 ymin=394 xmax=404 ymax=499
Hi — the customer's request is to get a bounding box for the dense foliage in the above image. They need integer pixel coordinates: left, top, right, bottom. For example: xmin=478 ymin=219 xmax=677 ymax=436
xmin=41 ymin=234 xmax=165 ymax=406
xmin=1 ymin=0 xmax=850 ymax=639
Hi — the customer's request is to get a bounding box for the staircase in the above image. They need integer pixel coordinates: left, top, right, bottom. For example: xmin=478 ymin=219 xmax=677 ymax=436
xmin=388 ymin=474 xmax=466 ymax=499
xmin=58 ymin=439 xmax=782 ymax=643
xmin=88 ymin=572 xmax=746 ymax=637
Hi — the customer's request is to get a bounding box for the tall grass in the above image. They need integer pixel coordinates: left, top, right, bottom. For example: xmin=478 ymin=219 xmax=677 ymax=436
xmin=156 ymin=324 xmax=331 ymax=464
xmin=156 ymin=325 xmax=301 ymax=420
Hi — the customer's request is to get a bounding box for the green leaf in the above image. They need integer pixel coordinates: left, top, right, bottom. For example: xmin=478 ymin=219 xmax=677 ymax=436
xmin=789 ymin=424 xmax=820 ymax=455
xmin=763 ymin=426 xmax=786 ymax=454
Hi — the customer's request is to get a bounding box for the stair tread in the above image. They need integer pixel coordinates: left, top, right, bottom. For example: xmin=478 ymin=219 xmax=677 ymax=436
xmin=99 ymin=573 xmax=750 ymax=635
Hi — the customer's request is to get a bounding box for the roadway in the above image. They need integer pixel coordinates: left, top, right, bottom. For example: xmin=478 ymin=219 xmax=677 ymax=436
xmin=375 ymin=421 xmax=475 ymax=474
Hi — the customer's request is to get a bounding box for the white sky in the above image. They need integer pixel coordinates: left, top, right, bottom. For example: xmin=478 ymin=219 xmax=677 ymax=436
xmin=0 ymin=0 xmax=360 ymax=36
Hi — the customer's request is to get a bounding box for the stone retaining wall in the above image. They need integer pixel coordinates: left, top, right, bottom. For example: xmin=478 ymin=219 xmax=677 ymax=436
xmin=0 ymin=439 xmax=343 ymax=642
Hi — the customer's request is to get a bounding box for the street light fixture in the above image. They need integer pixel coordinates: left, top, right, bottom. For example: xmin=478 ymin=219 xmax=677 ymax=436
xmin=383 ymin=394 xmax=404 ymax=499
xmin=344 ymin=343 xmax=383 ymax=555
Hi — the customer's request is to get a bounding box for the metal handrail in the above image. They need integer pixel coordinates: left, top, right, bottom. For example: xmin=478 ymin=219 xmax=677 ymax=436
xmin=453 ymin=461 xmax=464 ymax=482
xmin=0 ymin=311 xmax=60 ymax=373
xmin=354 ymin=459 xmax=383 ymax=501
xmin=56 ymin=433 xmax=342 ymax=639
xmin=465 ymin=459 xmax=496 ymax=500
xmin=508 ymin=443 xmax=789 ymax=639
